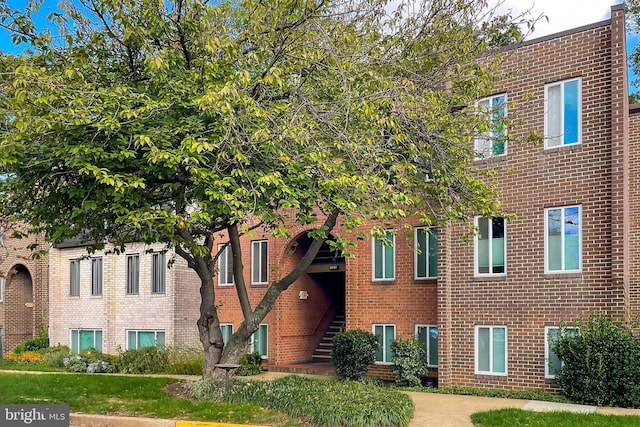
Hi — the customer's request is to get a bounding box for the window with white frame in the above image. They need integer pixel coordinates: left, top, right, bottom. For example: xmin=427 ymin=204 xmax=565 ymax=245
xmin=70 ymin=329 xmax=102 ymax=353
xmin=416 ymin=324 xmax=438 ymax=367
xmin=475 ymin=94 xmax=507 ymax=158
xmin=475 ymin=217 xmax=506 ymax=275
xmin=545 ymin=206 xmax=581 ymax=272
xmin=250 ymin=324 xmax=268 ymax=358
xmin=373 ymin=324 xmax=396 ymax=364
xmin=151 ymin=252 xmax=166 ymax=294
xmin=251 ymin=241 xmax=268 ymax=285
xmin=545 ymin=78 xmax=581 ymax=148
xmin=0 ymin=276 xmax=4 ymax=302
xmin=545 ymin=326 xmax=579 ymax=378
xmin=70 ymin=259 xmax=80 ymax=296
xmin=126 ymin=254 xmax=140 ymax=294
xmin=91 ymin=257 xmax=103 ymax=296
xmin=218 ymin=244 xmax=233 ymax=286
xmin=372 ymin=231 xmax=395 ymax=281
xmin=220 ymin=323 xmax=233 ymax=345
xmin=475 ymin=325 xmax=507 ymax=375
xmin=415 ymin=227 xmax=438 ymax=279
xmin=127 ymin=330 xmax=165 ymax=350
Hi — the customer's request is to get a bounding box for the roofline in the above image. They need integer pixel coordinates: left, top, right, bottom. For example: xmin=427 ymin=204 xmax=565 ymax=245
xmin=630 ymin=103 xmax=640 ymax=114
xmin=516 ymin=19 xmax=611 ymax=49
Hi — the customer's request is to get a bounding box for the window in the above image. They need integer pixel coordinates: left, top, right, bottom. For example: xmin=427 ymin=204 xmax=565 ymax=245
xmin=545 ymin=78 xmax=581 ymax=148
xmin=151 ymin=253 xmax=166 ymax=294
xmin=545 ymin=326 xmax=579 ymax=378
xmin=91 ymin=258 xmax=103 ymax=296
xmin=476 ymin=94 xmax=507 ymax=157
xmin=416 ymin=325 xmax=438 ymax=367
xmin=475 ymin=217 xmax=506 ymax=275
xmin=127 ymin=330 xmax=165 ymax=350
xmin=126 ymin=254 xmax=140 ymax=294
xmin=218 ymin=244 xmax=233 ymax=286
xmin=545 ymin=206 xmax=581 ymax=272
xmin=0 ymin=276 xmax=4 ymax=302
xmin=373 ymin=324 xmax=396 ymax=364
xmin=250 ymin=324 xmax=268 ymax=358
xmin=70 ymin=329 xmax=102 ymax=353
xmin=372 ymin=231 xmax=395 ymax=280
xmin=251 ymin=241 xmax=268 ymax=285
xmin=70 ymin=259 xmax=80 ymax=296
xmin=475 ymin=326 xmax=507 ymax=375
xmin=220 ymin=323 xmax=233 ymax=345
xmin=415 ymin=227 xmax=438 ymax=279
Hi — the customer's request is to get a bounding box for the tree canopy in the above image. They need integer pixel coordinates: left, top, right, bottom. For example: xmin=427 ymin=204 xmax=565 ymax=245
xmin=0 ymin=0 xmax=531 ymax=376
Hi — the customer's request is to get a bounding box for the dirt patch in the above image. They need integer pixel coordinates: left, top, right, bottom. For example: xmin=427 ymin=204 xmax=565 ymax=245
xmin=164 ymin=382 xmax=197 ymax=401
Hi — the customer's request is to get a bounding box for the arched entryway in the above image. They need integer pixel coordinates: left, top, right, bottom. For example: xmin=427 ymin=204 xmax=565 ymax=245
xmin=277 ymin=233 xmax=345 ymax=369
xmin=5 ymin=264 xmax=34 ymax=353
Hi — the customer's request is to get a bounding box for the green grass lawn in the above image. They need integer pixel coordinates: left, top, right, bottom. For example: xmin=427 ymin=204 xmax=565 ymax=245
xmin=0 ymin=362 xmax=65 ymax=372
xmin=472 ymin=408 xmax=640 ymax=427
xmin=0 ymin=372 xmax=303 ymax=427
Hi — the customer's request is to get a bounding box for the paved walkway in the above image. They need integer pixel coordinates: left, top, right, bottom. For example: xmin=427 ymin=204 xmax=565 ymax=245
xmin=3 ymin=370 xmax=640 ymax=426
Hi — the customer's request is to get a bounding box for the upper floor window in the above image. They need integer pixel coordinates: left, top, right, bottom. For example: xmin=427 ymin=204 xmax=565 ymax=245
xmin=475 ymin=94 xmax=507 ymax=158
xmin=251 ymin=240 xmax=268 ymax=285
xmin=475 ymin=325 xmax=507 ymax=375
xmin=91 ymin=257 xmax=103 ymax=296
xmin=475 ymin=217 xmax=506 ymax=276
xmin=545 ymin=78 xmax=581 ymax=148
xmin=126 ymin=254 xmax=140 ymax=294
xmin=374 ymin=323 xmax=396 ymax=364
xmin=415 ymin=227 xmax=438 ymax=279
xmin=218 ymin=244 xmax=233 ymax=286
xmin=372 ymin=231 xmax=395 ymax=281
xmin=70 ymin=259 xmax=80 ymax=297
xmin=221 ymin=323 xmax=233 ymax=345
xmin=151 ymin=253 xmax=166 ymax=294
xmin=416 ymin=324 xmax=438 ymax=367
xmin=545 ymin=206 xmax=581 ymax=273
xmin=545 ymin=326 xmax=579 ymax=379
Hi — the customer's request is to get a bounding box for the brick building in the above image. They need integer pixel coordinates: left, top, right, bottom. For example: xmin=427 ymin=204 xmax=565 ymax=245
xmin=45 ymin=4 xmax=640 ymax=390
xmin=48 ymin=242 xmax=201 ymax=353
xmin=0 ymin=222 xmax=48 ymax=357
xmin=211 ymin=4 xmax=640 ymax=389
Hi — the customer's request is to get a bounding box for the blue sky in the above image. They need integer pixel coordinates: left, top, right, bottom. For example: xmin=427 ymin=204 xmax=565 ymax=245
xmin=1 ymin=0 xmax=639 ymax=90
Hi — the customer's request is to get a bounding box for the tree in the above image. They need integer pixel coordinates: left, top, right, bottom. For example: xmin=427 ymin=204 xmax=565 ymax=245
xmin=0 ymin=0 xmax=532 ymax=378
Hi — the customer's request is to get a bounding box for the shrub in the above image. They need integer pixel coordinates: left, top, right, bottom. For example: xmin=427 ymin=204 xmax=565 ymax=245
xmin=391 ymin=338 xmax=427 ymax=387
xmin=12 ymin=327 xmax=49 ymax=354
xmin=5 ymin=351 xmax=43 ymax=364
xmin=331 ymin=329 xmax=377 ymax=381
xmin=42 ymin=345 xmax=72 ymax=368
xmin=554 ymin=312 xmax=640 ymax=407
xmin=234 ymin=352 xmax=263 ymax=376
xmin=111 ymin=346 xmax=169 ymax=374
xmin=191 ymin=375 xmax=414 ymax=427
xmin=63 ymin=355 xmax=88 ymax=372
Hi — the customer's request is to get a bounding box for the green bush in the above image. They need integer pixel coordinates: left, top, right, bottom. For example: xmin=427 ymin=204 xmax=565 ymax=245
xmin=190 ymin=375 xmax=414 ymax=427
xmin=111 ymin=346 xmax=169 ymax=374
xmin=554 ymin=312 xmax=640 ymax=407
xmin=41 ymin=345 xmax=72 ymax=368
xmin=13 ymin=327 xmax=49 ymax=354
xmin=234 ymin=352 xmax=263 ymax=376
xmin=331 ymin=329 xmax=377 ymax=381
xmin=391 ymin=338 xmax=427 ymax=387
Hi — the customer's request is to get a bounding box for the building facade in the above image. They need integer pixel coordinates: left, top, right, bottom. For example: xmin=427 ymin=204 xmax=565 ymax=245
xmin=0 ymin=222 xmax=49 ymax=357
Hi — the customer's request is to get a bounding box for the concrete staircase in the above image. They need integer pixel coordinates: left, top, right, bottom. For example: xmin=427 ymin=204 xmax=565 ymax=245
xmin=312 ymin=313 xmax=345 ymax=363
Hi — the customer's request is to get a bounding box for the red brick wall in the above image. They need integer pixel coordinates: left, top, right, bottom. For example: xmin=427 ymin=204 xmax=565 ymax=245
xmin=628 ymin=107 xmax=640 ymax=315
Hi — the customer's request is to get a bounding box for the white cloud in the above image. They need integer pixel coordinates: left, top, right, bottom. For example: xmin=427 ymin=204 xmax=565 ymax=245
xmin=494 ymin=0 xmax=623 ymax=39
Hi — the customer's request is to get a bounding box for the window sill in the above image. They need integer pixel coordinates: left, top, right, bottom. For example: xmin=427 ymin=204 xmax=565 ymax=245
xmin=473 ymin=275 xmax=507 ymax=282
xmin=543 ymin=272 xmax=582 ymax=279
xmin=475 ymin=372 xmax=508 ymax=378
xmin=543 ymin=142 xmax=582 ymax=153
xmin=414 ymin=278 xmax=437 ymax=285
xmin=151 ymin=292 xmax=166 ymax=296
xmin=473 ymin=154 xmax=507 ymax=165
xmin=251 ymin=283 xmax=269 ymax=288
xmin=372 ymin=280 xmax=395 ymax=285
